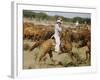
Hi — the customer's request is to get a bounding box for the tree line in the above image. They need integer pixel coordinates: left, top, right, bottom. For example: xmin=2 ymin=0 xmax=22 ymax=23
xmin=23 ymin=10 xmax=91 ymax=24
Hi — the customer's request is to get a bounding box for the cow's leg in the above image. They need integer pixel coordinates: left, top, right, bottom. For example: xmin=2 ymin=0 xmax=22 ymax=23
xmin=35 ymin=51 xmax=45 ymax=67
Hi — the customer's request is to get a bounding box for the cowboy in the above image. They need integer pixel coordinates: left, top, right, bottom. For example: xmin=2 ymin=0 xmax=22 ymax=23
xmin=54 ymin=17 xmax=62 ymax=53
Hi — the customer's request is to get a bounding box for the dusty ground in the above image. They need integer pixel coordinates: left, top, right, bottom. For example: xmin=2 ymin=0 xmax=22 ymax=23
xmin=23 ymin=39 xmax=90 ymax=69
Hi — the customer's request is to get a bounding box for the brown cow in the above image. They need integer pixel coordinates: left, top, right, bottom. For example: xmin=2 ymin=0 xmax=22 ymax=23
xmin=60 ymin=29 xmax=72 ymax=53
xmin=24 ymin=23 xmax=54 ymax=41
xmin=32 ymin=39 xmax=55 ymax=66
xmin=71 ymin=28 xmax=90 ymax=47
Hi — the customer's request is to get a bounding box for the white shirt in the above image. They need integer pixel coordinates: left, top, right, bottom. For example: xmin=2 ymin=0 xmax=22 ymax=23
xmin=54 ymin=24 xmax=62 ymax=37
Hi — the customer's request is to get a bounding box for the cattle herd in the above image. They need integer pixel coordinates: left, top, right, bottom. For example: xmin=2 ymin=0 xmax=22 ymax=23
xmin=23 ymin=22 xmax=91 ymax=69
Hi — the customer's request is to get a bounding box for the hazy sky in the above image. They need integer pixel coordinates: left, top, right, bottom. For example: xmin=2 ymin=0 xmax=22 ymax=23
xmin=33 ymin=10 xmax=91 ymax=18
xmin=45 ymin=12 xmax=90 ymax=18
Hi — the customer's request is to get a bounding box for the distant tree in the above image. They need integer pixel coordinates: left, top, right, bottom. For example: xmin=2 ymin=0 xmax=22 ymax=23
xmin=84 ymin=18 xmax=91 ymax=25
xmin=72 ymin=17 xmax=83 ymax=23
xmin=23 ymin=10 xmax=35 ymax=18
xmin=72 ymin=17 xmax=91 ymax=24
